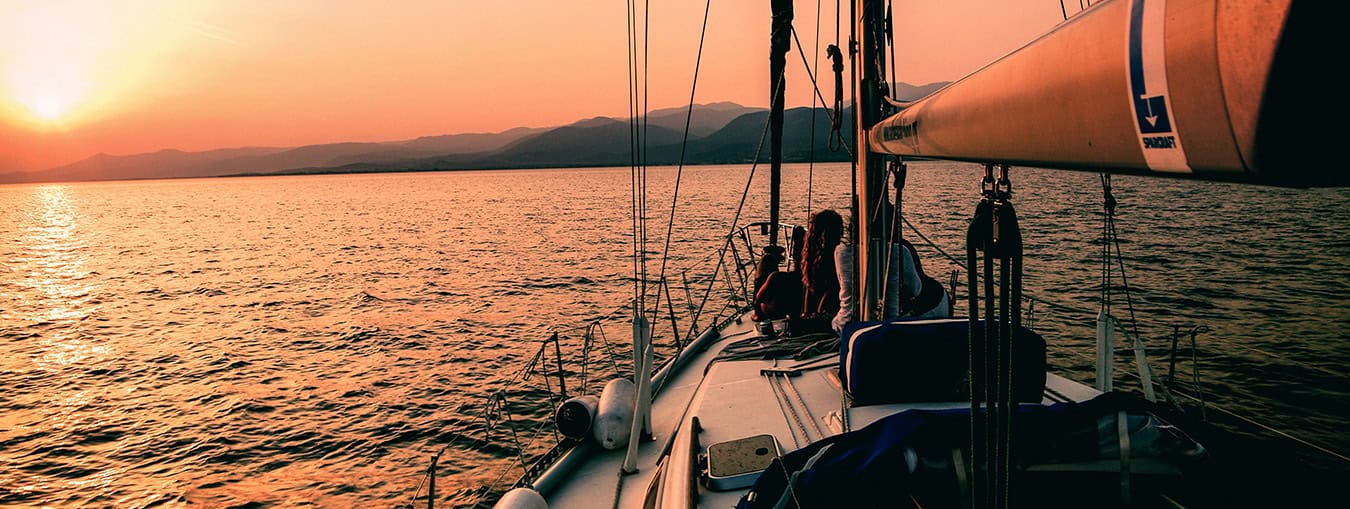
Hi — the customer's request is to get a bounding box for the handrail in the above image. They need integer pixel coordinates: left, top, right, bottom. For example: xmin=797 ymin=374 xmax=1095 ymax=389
xmin=402 ymin=220 xmax=792 ymax=508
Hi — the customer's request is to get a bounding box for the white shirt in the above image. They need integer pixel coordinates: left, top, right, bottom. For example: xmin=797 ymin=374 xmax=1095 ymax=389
xmin=833 ymin=242 xmax=942 ymax=333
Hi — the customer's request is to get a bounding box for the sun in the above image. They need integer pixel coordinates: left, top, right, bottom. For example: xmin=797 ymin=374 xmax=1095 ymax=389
xmin=3 ymin=1 xmax=98 ymax=126
xmin=24 ymin=92 xmax=74 ymax=122
xmin=8 ymin=77 xmax=88 ymax=126
xmin=3 ymin=1 xmax=211 ymax=129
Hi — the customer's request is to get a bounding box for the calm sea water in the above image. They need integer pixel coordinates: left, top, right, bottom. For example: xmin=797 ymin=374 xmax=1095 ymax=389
xmin=2 ymin=163 xmax=1347 ymax=507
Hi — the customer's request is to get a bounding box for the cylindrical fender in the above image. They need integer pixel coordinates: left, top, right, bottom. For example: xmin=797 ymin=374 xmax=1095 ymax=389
xmin=555 ymin=395 xmax=600 ymax=440
xmin=492 ymin=487 xmax=547 ymax=509
xmin=593 ymin=378 xmax=636 ymax=450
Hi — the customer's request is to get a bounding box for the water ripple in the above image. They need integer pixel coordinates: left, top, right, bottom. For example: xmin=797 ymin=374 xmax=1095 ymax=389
xmin=0 ymin=165 xmax=1345 ymax=507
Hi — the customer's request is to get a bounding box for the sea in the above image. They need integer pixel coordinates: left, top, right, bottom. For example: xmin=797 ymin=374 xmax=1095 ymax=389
xmin=2 ymin=162 xmax=1347 ymax=508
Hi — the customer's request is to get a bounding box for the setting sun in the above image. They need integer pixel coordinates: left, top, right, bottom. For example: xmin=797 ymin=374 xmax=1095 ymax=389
xmin=1 ymin=0 xmax=207 ymax=130
xmin=15 ymin=87 xmax=84 ymax=125
xmin=2 ymin=1 xmax=98 ymax=126
xmin=27 ymin=93 xmax=69 ymax=121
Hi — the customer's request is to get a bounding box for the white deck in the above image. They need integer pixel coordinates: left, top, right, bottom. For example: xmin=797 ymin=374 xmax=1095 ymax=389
xmin=541 ymin=316 xmax=1103 ymax=508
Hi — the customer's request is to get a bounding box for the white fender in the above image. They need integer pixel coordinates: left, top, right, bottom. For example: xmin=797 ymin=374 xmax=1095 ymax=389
xmin=593 ymin=378 xmax=635 ymax=450
xmin=554 ymin=395 xmax=600 ymax=440
xmin=492 ymin=487 xmax=547 ymax=509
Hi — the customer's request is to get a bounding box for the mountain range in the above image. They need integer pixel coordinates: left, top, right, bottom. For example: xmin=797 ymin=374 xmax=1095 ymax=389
xmin=0 ymin=82 xmax=948 ymax=184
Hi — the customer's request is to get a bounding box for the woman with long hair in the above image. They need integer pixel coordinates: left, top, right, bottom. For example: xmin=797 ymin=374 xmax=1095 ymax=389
xmin=800 ymin=209 xmax=844 ymax=326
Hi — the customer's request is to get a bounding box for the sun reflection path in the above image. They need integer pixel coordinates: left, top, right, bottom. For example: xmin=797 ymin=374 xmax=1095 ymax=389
xmin=4 ymin=185 xmax=107 ymax=365
xmin=17 ymin=186 xmax=91 ymax=319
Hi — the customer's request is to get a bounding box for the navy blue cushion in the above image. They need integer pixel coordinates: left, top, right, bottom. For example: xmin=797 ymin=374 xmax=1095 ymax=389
xmin=840 ymin=318 xmax=1046 ymax=405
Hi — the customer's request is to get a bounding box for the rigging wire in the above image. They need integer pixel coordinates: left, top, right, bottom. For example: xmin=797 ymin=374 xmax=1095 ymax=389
xmin=847 ymin=0 xmax=859 ymax=267
xmin=1105 ymin=176 xmax=1144 ymax=354
xmin=641 ymin=0 xmax=651 ymax=319
xmin=627 ymin=0 xmax=641 ymax=312
xmin=892 ymin=170 xmax=1350 ymax=468
xmin=807 ymin=0 xmax=822 ymax=222
xmin=1057 ymin=344 xmax=1350 ymax=464
xmin=1101 ymin=174 xmax=1112 ymax=318
xmin=903 ymin=188 xmax=1350 ymax=381
xmin=653 ymin=0 xmax=714 ymax=321
xmin=680 ymin=72 xmax=786 ymax=341
xmin=615 ymin=0 xmax=650 ymax=501
xmin=901 ymin=212 xmax=1090 ymax=317
xmin=409 ymin=30 xmax=792 ymax=497
xmin=897 ymin=186 xmax=1350 ymax=383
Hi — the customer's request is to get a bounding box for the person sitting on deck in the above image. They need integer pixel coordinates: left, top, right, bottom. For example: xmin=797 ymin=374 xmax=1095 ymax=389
xmin=752 ymin=226 xmax=805 ymax=322
xmin=799 ymin=209 xmax=845 ymax=333
xmin=832 ymin=204 xmax=950 ymax=332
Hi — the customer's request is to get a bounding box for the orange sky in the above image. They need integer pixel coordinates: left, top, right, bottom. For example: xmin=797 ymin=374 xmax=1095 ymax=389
xmin=1 ymin=0 xmax=1068 ymax=172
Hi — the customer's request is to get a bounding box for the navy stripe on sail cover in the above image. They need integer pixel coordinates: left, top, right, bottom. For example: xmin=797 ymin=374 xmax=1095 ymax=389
xmin=1129 ymin=0 xmax=1171 ymax=134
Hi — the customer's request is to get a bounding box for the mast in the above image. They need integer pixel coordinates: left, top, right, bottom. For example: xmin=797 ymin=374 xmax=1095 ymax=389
xmin=853 ymin=0 xmax=888 ymax=320
xmin=768 ymin=0 xmax=793 ymax=247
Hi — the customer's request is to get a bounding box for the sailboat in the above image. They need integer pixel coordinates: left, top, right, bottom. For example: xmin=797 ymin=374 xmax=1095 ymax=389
xmin=406 ymin=0 xmax=1338 ymax=507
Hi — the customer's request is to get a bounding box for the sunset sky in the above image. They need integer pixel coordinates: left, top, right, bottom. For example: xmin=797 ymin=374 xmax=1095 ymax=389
xmin=1 ymin=0 xmax=1069 ymax=172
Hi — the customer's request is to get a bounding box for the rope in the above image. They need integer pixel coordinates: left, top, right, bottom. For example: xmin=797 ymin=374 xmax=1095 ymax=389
xmin=965 ymin=199 xmax=985 ymax=508
xmin=789 ymin=26 xmax=854 ymax=159
xmin=782 ymin=372 xmax=825 ymax=439
xmin=840 ymin=387 xmax=851 ymax=432
xmin=710 ymin=333 xmax=839 ymax=365
xmin=886 ymin=0 xmax=896 ymax=97
xmin=609 ymin=470 xmax=625 ymax=509
xmin=963 ymin=165 xmax=1024 ymax=509
xmin=767 ymin=374 xmax=804 ymax=448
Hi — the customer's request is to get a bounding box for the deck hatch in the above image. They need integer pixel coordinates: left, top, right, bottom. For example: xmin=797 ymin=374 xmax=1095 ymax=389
xmin=704 ymin=434 xmax=782 ymax=490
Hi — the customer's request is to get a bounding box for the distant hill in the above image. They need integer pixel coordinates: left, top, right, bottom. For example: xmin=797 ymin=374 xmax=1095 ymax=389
xmin=495 ymin=117 xmax=686 ymax=166
xmin=285 ymin=105 xmax=856 ymax=175
xmin=0 ymin=147 xmax=287 ymax=184
xmin=0 ymin=128 xmax=548 ymax=184
xmin=687 ymin=105 xmax=857 ymax=163
xmin=893 ymin=82 xmax=948 ymax=102
xmin=0 ymin=86 xmax=949 ymax=184
xmin=647 ymin=101 xmax=765 ymax=138
xmin=397 ymin=126 xmax=546 ymax=154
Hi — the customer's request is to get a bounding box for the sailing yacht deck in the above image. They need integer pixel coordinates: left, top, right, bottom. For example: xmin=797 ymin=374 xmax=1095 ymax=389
xmin=541 ymin=315 xmax=1105 ymax=508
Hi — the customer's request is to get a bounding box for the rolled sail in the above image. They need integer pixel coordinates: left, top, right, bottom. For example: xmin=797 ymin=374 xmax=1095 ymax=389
xmin=869 ymin=0 xmax=1331 ymax=186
